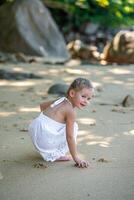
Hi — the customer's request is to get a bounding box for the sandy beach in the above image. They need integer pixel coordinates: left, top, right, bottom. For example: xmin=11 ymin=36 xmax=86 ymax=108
xmin=0 ymin=62 xmax=134 ymax=200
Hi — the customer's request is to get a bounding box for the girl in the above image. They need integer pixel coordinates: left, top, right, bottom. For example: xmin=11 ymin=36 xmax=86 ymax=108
xmin=28 ymin=77 xmax=94 ymax=168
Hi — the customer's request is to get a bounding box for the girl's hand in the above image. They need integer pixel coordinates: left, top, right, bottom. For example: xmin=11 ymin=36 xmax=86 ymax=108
xmin=74 ymin=157 xmax=89 ymax=168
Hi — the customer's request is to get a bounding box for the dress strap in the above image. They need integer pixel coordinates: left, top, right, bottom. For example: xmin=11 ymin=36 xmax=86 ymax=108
xmin=50 ymin=97 xmax=71 ymax=108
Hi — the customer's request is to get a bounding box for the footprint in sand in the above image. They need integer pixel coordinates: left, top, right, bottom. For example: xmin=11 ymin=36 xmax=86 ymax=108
xmin=97 ymin=158 xmax=110 ymax=163
xmin=33 ymin=163 xmax=48 ymax=169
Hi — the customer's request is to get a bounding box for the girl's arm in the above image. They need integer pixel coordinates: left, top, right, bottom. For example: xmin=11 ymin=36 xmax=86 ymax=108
xmin=66 ymin=108 xmax=89 ymax=168
xmin=40 ymin=101 xmax=53 ymax=111
xmin=66 ymin=110 xmax=78 ymax=160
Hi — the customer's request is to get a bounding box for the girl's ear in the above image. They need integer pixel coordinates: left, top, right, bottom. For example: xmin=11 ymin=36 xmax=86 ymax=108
xmin=69 ymin=89 xmax=75 ymax=97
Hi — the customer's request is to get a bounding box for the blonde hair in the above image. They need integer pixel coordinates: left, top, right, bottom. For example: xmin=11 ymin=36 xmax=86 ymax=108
xmin=67 ymin=77 xmax=93 ymax=96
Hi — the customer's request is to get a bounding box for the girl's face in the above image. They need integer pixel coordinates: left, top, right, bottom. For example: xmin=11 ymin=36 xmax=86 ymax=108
xmin=70 ymin=87 xmax=93 ymax=109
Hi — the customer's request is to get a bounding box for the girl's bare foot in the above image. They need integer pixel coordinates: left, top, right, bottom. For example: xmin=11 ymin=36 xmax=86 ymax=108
xmin=56 ymin=155 xmax=72 ymax=162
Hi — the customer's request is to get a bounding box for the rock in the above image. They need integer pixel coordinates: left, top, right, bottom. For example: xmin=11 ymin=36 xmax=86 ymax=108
xmin=0 ymin=52 xmax=18 ymax=63
xmin=122 ymin=95 xmax=134 ymax=107
xmin=0 ymin=0 xmax=70 ymax=63
xmin=103 ymin=30 xmax=134 ymax=64
xmin=67 ymin=40 xmax=100 ymax=61
xmin=48 ymin=83 xmax=69 ymax=95
xmin=81 ymin=22 xmax=99 ymax=35
xmin=15 ymin=53 xmax=29 ymax=62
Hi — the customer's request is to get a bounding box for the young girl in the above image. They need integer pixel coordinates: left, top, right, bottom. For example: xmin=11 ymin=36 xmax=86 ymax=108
xmin=28 ymin=77 xmax=94 ymax=168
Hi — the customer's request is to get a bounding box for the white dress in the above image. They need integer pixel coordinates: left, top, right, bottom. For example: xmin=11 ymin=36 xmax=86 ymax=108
xmin=28 ymin=97 xmax=78 ymax=162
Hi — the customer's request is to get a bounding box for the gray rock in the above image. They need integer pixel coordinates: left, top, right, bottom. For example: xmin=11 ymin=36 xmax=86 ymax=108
xmin=48 ymin=83 xmax=69 ymax=95
xmin=122 ymin=95 xmax=134 ymax=107
xmin=0 ymin=0 xmax=70 ymax=63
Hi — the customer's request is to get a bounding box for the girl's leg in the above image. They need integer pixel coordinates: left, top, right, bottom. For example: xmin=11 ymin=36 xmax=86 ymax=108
xmin=55 ymin=155 xmax=72 ymax=162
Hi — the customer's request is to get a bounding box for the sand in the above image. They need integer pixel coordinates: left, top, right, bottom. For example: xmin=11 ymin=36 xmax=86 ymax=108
xmin=0 ymin=62 xmax=134 ymax=200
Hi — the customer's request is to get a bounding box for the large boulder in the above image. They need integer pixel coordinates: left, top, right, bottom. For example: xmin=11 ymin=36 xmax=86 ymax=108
xmin=0 ymin=0 xmax=70 ymax=63
xmin=103 ymin=30 xmax=134 ymax=64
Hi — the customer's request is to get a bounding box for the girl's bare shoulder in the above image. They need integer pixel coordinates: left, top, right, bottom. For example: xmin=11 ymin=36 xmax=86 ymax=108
xmin=62 ymin=99 xmax=73 ymax=110
xmin=62 ymin=100 xmax=75 ymax=119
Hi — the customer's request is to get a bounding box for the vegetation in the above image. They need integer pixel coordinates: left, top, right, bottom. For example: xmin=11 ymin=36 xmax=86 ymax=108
xmin=1 ymin=0 xmax=134 ymax=28
xmin=44 ymin=0 xmax=134 ymax=29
